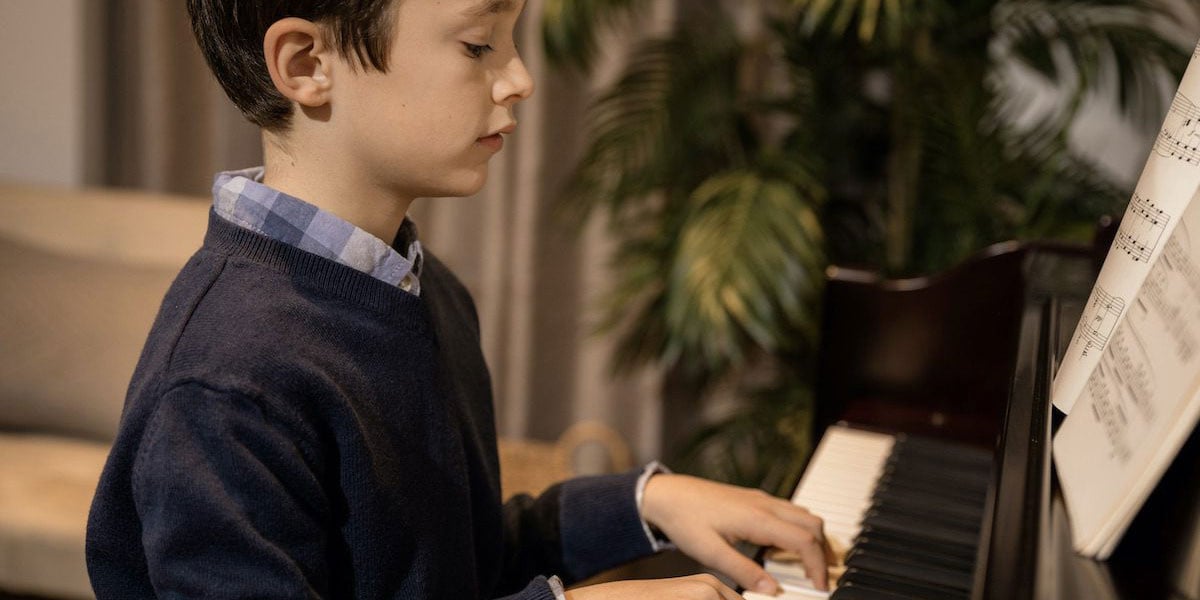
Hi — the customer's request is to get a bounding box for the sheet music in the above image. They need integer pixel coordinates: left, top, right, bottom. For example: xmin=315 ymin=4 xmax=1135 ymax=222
xmin=1054 ymin=189 xmax=1200 ymax=558
xmin=1053 ymin=41 xmax=1200 ymax=413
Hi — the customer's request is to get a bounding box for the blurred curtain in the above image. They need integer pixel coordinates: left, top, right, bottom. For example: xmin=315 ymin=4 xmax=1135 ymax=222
xmin=103 ymin=1 xmax=262 ymax=193
xmin=100 ymin=0 xmax=675 ymax=462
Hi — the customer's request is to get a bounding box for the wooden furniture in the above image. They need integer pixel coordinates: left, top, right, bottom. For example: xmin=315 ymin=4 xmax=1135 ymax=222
xmin=815 ymin=241 xmax=1028 ymax=448
xmin=498 ymin=420 xmax=633 ymax=499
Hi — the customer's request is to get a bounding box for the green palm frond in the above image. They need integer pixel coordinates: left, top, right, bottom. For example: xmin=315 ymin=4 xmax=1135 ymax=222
xmin=1002 ymin=131 xmax=1127 ymax=240
xmin=666 ymin=167 xmax=825 ymax=373
xmin=597 ymin=215 xmax=677 ymax=374
xmin=674 ymin=377 xmax=815 ymax=489
xmin=542 ymin=0 xmax=651 ymax=69
xmin=993 ymin=1 xmax=1191 ymax=128
xmin=792 ymin=0 xmax=916 ymax=44
xmin=561 ymin=21 xmax=742 ymax=227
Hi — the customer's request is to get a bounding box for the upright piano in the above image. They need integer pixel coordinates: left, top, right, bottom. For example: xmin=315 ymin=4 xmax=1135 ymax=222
xmin=763 ymin=242 xmax=1200 ymax=600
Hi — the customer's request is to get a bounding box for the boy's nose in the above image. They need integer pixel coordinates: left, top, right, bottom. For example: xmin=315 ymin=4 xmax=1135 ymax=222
xmin=495 ymin=55 xmax=535 ymax=105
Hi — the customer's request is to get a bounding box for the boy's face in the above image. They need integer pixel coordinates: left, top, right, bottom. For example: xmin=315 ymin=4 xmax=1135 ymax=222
xmin=331 ymin=0 xmax=533 ymax=200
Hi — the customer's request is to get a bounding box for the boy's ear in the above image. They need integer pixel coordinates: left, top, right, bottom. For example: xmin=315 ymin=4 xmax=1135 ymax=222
xmin=263 ymin=18 xmax=334 ymax=108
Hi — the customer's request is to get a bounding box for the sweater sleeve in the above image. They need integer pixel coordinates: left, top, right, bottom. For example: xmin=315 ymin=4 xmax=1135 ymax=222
xmin=131 ymin=382 xmax=332 ymax=598
xmin=558 ymin=470 xmax=658 ymax=581
xmin=497 ymin=469 xmax=656 ymax=591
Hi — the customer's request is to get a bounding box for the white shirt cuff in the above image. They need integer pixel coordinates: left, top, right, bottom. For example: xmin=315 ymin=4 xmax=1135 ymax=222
xmin=548 ymin=574 xmax=567 ymax=600
xmin=635 ymin=460 xmax=676 ymax=552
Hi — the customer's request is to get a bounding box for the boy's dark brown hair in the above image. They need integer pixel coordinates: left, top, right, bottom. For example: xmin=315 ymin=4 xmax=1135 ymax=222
xmin=186 ymin=0 xmax=399 ymax=130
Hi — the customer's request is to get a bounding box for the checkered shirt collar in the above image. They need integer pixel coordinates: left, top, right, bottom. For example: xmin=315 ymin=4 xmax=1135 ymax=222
xmin=212 ymin=167 xmax=423 ymax=295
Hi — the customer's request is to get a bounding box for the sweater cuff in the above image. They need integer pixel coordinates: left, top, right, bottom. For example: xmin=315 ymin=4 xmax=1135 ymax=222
xmin=559 ymin=469 xmax=655 ymax=580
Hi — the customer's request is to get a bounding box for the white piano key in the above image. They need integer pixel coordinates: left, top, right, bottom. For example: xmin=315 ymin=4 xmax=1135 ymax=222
xmin=762 ymin=425 xmax=897 ymax=596
xmin=744 ymin=590 xmax=829 ymax=600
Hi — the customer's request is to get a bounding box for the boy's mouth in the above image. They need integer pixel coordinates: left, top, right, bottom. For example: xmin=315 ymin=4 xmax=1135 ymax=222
xmin=477 ymin=133 xmax=504 ymax=152
xmin=477 ymin=122 xmax=517 ymax=153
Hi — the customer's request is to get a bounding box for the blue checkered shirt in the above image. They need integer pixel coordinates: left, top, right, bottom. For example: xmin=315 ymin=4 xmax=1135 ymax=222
xmin=212 ymin=167 xmax=423 ymax=295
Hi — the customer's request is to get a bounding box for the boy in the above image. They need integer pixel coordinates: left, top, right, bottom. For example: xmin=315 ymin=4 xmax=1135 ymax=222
xmin=85 ymin=1 xmax=830 ymax=598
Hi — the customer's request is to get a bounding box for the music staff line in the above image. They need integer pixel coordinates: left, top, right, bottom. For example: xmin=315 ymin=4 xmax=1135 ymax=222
xmin=1114 ymin=194 xmax=1171 ymax=263
xmin=1081 ymin=287 xmax=1125 ymax=352
xmin=1154 ymin=93 xmax=1200 ymax=166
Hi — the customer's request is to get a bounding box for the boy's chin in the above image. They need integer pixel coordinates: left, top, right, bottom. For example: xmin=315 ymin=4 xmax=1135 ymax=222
xmin=432 ymin=170 xmax=489 ymax=199
xmin=400 ymin=165 xmax=490 ymax=200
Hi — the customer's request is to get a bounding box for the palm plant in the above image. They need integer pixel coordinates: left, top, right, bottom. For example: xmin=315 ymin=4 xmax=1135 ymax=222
xmin=543 ymin=0 xmax=1196 ymax=489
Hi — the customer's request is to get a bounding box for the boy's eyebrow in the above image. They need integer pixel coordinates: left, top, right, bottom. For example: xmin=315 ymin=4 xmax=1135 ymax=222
xmin=462 ymin=0 xmax=516 ymax=17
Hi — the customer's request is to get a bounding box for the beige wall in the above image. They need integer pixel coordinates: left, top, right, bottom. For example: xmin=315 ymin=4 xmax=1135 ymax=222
xmin=0 ymin=0 xmax=101 ymax=187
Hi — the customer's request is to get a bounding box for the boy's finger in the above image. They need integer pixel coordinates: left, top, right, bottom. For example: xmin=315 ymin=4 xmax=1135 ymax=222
xmin=770 ymin=504 xmax=830 ymax=555
xmin=769 ymin=500 xmax=826 ymax=538
xmin=780 ymin=527 xmax=829 ymax=591
xmin=694 ymin=540 xmax=780 ymax=595
xmin=746 ymin=520 xmax=829 ymax=590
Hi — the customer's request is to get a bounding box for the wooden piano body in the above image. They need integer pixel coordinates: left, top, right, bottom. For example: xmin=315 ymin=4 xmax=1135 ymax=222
xmin=799 ymin=241 xmax=1200 ymax=599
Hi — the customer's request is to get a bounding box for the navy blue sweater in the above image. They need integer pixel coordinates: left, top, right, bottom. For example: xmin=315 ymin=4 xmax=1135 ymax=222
xmin=86 ymin=213 xmax=653 ymax=598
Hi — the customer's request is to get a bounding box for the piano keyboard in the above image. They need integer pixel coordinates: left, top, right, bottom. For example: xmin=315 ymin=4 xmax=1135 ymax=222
xmin=745 ymin=425 xmax=993 ymax=600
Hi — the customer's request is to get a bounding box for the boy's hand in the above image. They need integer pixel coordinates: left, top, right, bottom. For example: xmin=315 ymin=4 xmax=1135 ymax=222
xmin=564 ymin=575 xmax=742 ymax=599
xmin=642 ymin=474 xmax=831 ymax=594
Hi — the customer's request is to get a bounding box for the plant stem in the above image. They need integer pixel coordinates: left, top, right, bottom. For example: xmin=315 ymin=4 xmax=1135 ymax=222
xmin=885 ymin=29 xmax=928 ymax=273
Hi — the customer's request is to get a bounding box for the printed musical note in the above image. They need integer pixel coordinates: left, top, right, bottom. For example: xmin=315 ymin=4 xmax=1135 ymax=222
xmin=1114 ymin=194 xmax=1171 ymax=262
xmin=1080 ymin=287 xmax=1125 ymax=355
xmin=1154 ymin=93 xmax=1200 ymax=165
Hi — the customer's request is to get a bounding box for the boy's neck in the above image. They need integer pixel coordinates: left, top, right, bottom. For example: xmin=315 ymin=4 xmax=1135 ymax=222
xmin=260 ymin=133 xmax=413 ymax=246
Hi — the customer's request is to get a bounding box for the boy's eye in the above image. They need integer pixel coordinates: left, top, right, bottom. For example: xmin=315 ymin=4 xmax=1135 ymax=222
xmin=463 ymin=42 xmax=494 ymax=59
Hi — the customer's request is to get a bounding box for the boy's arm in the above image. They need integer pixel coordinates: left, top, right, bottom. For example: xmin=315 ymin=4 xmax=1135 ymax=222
xmin=132 ymin=382 xmax=332 ymax=598
xmin=497 ymin=470 xmax=655 ymax=592
xmin=498 ymin=469 xmax=829 ymax=599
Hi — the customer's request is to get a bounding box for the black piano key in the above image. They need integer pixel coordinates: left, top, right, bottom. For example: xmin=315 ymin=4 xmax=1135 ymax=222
xmin=844 ymin=549 xmax=974 ymax=591
xmin=873 ymin=484 xmax=984 ymax=528
xmin=892 ymin=446 xmax=991 ymax=471
xmin=859 ymin=511 xmax=981 ymax=553
xmin=873 ymin=492 xmax=986 ymax=524
xmin=872 ymin=479 xmax=987 ymax=514
xmin=831 ymin=580 xmax=923 ymax=600
xmin=851 ymin=535 xmax=977 ymax=573
xmin=871 ymin=487 xmax=983 ymax=517
xmin=877 ymin=462 xmax=990 ymax=500
xmin=856 ymin=524 xmax=979 ymax=563
xmin=886 ymin=449 xmax=992 ymax=481
xmin=888 ymin=440 xmax=992 ymax=482
xmin=864 ymin=499 xmax=984 ymax=532
xmin=859 ymin=520 xmax=979 ymax=553
xmin=772 ymin=427 xmax=995 ymax=598
xmin=877 ymin=461 xmax=989 ymax=495
xmin=837 ymin=567 xmax=969 ymax=600
xmin=884 ymin=457 xmax=992 ymax=489
xmin=892 ymin=435 xmax=992 ymax=467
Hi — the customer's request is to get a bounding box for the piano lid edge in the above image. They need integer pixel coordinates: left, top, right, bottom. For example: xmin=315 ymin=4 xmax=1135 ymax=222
xmin=973 ymin=296 xmax=1058 ymax=600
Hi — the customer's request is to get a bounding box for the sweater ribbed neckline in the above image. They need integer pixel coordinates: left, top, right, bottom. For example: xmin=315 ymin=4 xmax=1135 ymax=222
xmin=203 ymin=210 xmax=428 ymax=322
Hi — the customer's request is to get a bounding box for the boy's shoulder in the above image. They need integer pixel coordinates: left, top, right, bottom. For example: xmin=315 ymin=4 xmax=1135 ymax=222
xmin=139 ymin=240 xmax=435 ymax=401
